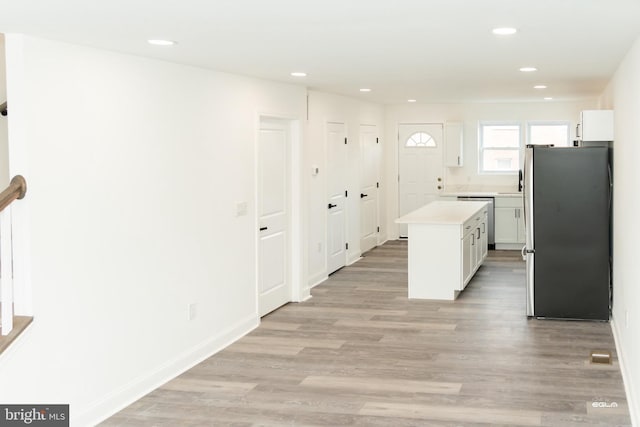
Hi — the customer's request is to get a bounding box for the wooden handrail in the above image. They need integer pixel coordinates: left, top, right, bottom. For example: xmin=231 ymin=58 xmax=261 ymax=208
xmin=0 ymin=175 xmax=27 ymax=212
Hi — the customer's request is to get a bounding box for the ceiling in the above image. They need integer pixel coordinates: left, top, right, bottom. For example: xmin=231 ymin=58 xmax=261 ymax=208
xmin=2 ymin=0 xmax=640 ymax=104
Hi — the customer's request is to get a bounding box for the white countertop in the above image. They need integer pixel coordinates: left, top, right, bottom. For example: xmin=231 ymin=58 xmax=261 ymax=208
xmin=395 ymin=201 xmax=489 ymax=225
xmin=441 ymin=185 xmax=523 ymax=198
xmin=442 ymin=191 xmax=523 ymax=198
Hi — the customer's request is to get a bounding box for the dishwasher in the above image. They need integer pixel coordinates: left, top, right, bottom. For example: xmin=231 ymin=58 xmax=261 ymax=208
xmin=457 ymin=197 xmax=495 ymax=249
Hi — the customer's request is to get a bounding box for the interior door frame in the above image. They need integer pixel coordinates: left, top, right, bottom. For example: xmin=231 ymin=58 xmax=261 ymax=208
xmin=255 ymin=113 xmax=305 ymax=317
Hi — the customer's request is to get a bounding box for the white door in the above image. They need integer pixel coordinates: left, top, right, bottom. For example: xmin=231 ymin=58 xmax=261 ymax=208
xmin=398 ymin=123 xmax=444 ymax=237
xmin=327 ymin=122 xmax=347 ymax=274
xmin=258 ymin=118 xmax=290 ymax=316
xmin=360 ymin=124 xmax=379 ymax=253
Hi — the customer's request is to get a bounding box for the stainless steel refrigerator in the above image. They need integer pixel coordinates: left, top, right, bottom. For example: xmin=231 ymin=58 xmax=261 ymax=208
xmin=523 ymin=145 xmax=611 ymax=320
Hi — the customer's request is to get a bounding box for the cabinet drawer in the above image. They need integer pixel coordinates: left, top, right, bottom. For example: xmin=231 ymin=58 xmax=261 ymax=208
xmin=495 ymin=197 xmax=523 ymax=208
xmin=462 ymin=210 xmax=484 ymax=236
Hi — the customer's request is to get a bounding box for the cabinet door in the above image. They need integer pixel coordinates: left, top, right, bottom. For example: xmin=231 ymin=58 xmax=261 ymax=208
xmin=444 ymin=122 xmax=463 ymax=167
xmin=474 ymin=226 xmax=482 ymax=269
xmin=461 ymin=233 xmax=473 ymax=289
xmin=495 ymin=207 xmax=519 ymax=243
xmin=480 ymin=219 xmax=488 ymax=260
xmin=580 ymin=110 xmax=614 ymax=141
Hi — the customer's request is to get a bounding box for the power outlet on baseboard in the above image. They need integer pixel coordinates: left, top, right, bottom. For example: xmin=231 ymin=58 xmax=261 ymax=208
xmin=188 ymin=303 xmax=197 ymax=321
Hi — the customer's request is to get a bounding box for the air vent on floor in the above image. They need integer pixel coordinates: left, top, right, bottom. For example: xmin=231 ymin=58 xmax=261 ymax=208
xmin=590 ymin=350 xmax=612 ymax=364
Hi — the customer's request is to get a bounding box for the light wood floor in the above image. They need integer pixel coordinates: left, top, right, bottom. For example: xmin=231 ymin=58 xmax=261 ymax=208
xmin=102 ymin=241 xmax=631 ymax=426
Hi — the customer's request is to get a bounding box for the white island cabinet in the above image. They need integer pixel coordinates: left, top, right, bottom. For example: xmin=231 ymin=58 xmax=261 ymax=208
xmin=395 ymin=201 xmax=488 ymax=300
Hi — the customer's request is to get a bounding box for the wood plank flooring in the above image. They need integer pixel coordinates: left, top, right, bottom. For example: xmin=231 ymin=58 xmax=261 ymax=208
xmin=102 ymin=241 xmax=631 ymax=426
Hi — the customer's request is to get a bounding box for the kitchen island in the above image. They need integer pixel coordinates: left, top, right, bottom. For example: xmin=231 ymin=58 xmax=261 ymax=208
xmin=395 ymin=201 xmax=489 ymax=300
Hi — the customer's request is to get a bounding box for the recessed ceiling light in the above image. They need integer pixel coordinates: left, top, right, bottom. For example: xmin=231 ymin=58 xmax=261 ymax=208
xmin=407 ymin=99 xmax=417 ymax=103
xmin=290 ymin=72 xmax=307 ymax=77
xmin=147 ymin=39 xmax=176 ymax=46
xmin=534 ymin=85 xmax=547 ymax=89
xmin=360 ymin=88 xmax=371 ymax=92
xmin=520 ymin=67 xmax=538 ymax=72
xmin=544 ymin=97 xmax=553 ymax=100
xmin=492 ymin=27 xmax=517 ymax=35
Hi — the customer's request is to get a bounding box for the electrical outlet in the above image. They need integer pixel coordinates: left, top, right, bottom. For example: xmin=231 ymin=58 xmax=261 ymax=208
xmin=188 ymin=303 xmax=197 ymax=321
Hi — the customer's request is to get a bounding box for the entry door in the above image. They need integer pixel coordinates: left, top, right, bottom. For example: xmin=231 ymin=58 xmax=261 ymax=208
xmin=327 ymin=122 xmax=347 ymax=274
xmin=258 ymin=118 xmax=291 ymax=316
xmin=398 ymin=123 xmax=444 ymax=237
xmin=360 ymin=124 xmax=379 ymax=253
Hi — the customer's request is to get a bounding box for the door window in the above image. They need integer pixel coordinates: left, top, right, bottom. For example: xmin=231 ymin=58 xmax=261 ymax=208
xmin=405 ymin=132 xmax=436 ymax=148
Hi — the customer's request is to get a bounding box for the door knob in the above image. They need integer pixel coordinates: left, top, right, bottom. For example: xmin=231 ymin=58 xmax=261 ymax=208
xmin=328 ymin=203 xmax=337 ymax=209
xmin=437 ymin=177 xmax=442 ymax=182
xmin=360 ymin=193 xmax=368 ymax=198
xmin=437 ymin=186 xmax=442 ymax=190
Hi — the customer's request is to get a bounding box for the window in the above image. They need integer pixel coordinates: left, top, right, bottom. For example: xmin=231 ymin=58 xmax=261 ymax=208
xmin=405 ymin=132 xmax=436 ymax=147
xmin=479 ymin=123 xmax=521 ymax=173
xmin=528 ymin=122 xmax=570 ymax=147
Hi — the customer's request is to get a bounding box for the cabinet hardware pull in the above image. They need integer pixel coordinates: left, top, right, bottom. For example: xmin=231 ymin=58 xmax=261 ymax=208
xmin=259 ymin=227 xmax=268 ymax=231
xmin=328 ymin=203 xmax=337 ymax=209
xmin=477 ymin=228 xmax=481 ymax=239
xmin=360 ymin=193 xmax=368 ymax=198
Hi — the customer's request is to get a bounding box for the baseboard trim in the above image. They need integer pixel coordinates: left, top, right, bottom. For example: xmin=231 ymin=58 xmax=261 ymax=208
xmin=310 ymin=276 xmax=328 ymax=289
xmin=610 ymin=317 xmax=638 ymax=426
xmin=82 ymin=314 xmax=259 ymax=426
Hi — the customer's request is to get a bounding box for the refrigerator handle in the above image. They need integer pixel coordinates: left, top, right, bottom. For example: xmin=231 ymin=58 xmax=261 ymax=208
xmin=608 ymin=163 xmax=613 ymax=210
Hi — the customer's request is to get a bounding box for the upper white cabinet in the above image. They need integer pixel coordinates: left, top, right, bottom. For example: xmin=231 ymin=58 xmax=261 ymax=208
xmin=444 ymin=122 xmax=463 ymax=167
xmin=578 ymin=110 xmax=614 ymax=142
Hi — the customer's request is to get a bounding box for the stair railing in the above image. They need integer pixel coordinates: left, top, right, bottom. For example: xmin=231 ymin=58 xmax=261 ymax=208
xmin=0 ymin=175 xmax=27 ymax=336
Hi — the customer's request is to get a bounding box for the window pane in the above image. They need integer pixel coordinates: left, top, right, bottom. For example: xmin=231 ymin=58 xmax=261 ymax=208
xmin=483 ymin=149 xmax=520 ymax=172
xmin=406 ymin=132 xmax=436 ymax=148
xmin=482 ymin=125 xmax=520 ymax=148
xmin=529 ymin=124 xmax=569 ymax=147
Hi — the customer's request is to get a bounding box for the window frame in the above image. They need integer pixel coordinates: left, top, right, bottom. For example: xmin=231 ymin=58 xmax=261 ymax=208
xmin=526 ymin=121 xmax=571 ymax=147
xmin=478 ymin=121 xmax=522 ymax=175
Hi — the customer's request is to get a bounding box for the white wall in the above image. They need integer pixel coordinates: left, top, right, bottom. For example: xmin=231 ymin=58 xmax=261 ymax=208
xmin=306 ymin=91 xmax=384 ymax=286
xmin=601 ymin=35 xmax=640 ymax=426
xmin=0 ymin=34 xmax=9 ymax=187
xmin=384 ymin=101 xmax=597 ymax=237
xmin=0 ymin=35 xmax=306 ymax=426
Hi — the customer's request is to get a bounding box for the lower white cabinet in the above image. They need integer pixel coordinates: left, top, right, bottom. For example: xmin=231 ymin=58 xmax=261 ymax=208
xmin=460 ymin=208 xmax=488 ymax=289
xmin=495 ymin=196 xmax=525 ymax=249
xmin=462 ymin=231 xmax=474 ymax=286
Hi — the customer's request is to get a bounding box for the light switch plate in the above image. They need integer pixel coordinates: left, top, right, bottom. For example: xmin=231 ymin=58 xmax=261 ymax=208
xmin=235 ymin=201 xmax=248 ymax=217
